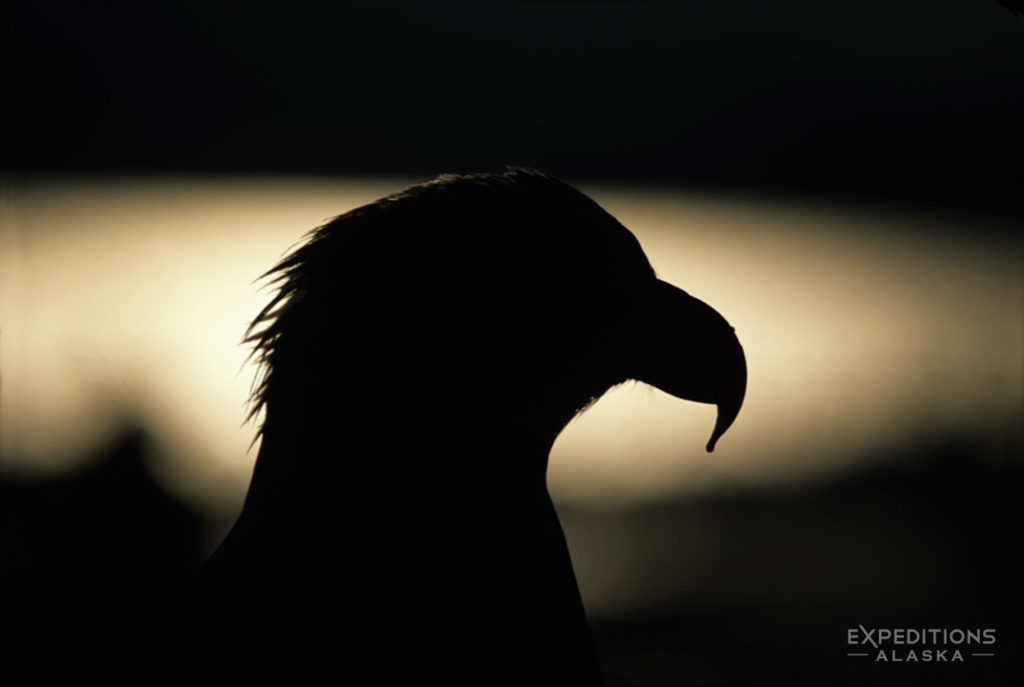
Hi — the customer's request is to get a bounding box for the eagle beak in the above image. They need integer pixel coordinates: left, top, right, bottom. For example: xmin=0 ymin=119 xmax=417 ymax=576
xmin=628 ymin=279 xmax=747 ymax=453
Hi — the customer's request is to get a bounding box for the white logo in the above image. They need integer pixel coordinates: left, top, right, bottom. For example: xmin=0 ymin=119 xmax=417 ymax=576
xmin=846 ymin=626 xmax=996 ymax=663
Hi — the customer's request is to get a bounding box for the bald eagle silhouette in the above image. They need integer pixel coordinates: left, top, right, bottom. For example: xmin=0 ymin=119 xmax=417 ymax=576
xmin=197 ymin=169 xmax=746 ymax=684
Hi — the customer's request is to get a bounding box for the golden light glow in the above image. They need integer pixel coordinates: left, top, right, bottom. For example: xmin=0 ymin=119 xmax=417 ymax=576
xmin=2 ymin=178 xmax=1020 ymax=522
xmin=0 ymin=177 xmax=405 ymax=515
xmin=553 ymin=188 xmax=1022 ymax=504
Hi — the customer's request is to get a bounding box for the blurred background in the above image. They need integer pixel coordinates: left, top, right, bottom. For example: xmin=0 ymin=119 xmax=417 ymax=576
xmin=2 ymin=1 xmax=1022 ymax=684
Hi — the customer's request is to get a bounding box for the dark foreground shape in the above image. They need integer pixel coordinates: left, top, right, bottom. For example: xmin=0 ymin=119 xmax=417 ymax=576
xmin=195 ymin=169 xmax=746 ymax=684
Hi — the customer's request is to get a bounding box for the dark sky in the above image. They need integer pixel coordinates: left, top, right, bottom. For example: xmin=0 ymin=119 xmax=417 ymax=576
xmin=5 ymin=1 xmax=1023 ymax=217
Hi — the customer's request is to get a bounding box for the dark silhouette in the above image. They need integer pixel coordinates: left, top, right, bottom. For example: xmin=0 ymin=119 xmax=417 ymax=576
xmin=196 ymin=169 xmax=746 ymax=684
xmin=0 ymin=427 xmax=206 ymax=684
